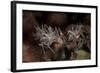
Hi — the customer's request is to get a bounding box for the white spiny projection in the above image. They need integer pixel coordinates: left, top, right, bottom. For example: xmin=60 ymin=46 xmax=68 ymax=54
xmin=33 ymin=24 xmax=87 ymax=55
xmin=33 ymin=24 xmax=66 ymax=54
xmin=67 ymin=24 xmax=85 ymax=50
xmin=67 ymin=24 xmax=83 ymax=39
